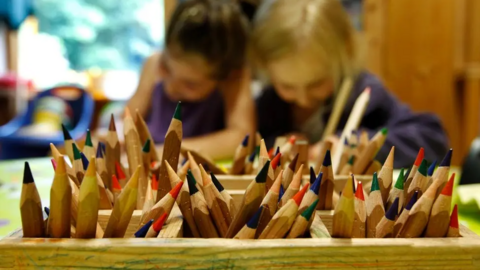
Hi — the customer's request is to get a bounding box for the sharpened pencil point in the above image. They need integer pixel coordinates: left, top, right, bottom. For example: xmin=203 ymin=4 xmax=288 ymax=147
xmin=85 ymin=129 xmax=93 ymax=147
xmin=72 ymin=144 xmax=81 ymax=160
xmin=134 ymin=219 xmax=153 ymax=238
xmin=301 ymin=199 xmax=319 ymax=220
xmin=293 ymin=183 xmax=309 ymax=206
xmin=450 ymin=205 xmax=459 ymax=229
xmin=256 ymin=161 xmax=270 ymax=183
xmin=153 ymin=213 xmax=168 ymax=232
xmin=112 ymin=175 xmax=121 ymax=190
xmin=404 ymin=167 xmax=411 ymax=179
xmin=380 ymin=127 xmax=388 ymax=135
xmin=44 ymin=207 xmax=50 ymax=217
xmin=142 ymin=139 xmax=151 ymax=153
xmin=124 ymin=107 xmax=132 ymax=119
xmin=386 ymin=197 xmax=399 ymax=220
xmin=51 ymin=158 xmax=57 ymax=171
xmin=288 ymin=135 xmax=296 ymax=144
xmin=81 ymin=153 xmax=89 ymax=170
xmin=355 ymin=181 xmax=364 ymax=201
xmin=248 ymin=151 xmax=256 ymax=163
xmin=61 ymin=124 xmax=72 ymax=140
xmin=109 ymin=114 xmax=116 ymax=131
xmin=187 ymin=173 xmax=199 ymax=195
xmin=440 ymin=149 xmax=453 ymax=167
xmin=348 ymin=155 xmax=355 ymax=165
xmin=278 ymin=184 xmax=284 ymax=202
xmin=247 ymin=206 xmax=264 ymax=229
xmin=323 ymin=150 xmax=332 ymax=166
xmin=344 ymin=137 xmax=349 ymax=145
xmin=441 ymin=173 xmax=455 ymax=196
xmin=115 ymin=162 xmax=126 ymax=179
xmin=173 ymin=102 xmax=182 ymax=121
xmin=418 ymin=159 xmax=427 ymax=176
xmin=85 ymin=157 xmax=96 ymax=177
xmin=210 ymin=173 xmax=224 ymax=192
xmin=289 ymin=153 xmax=299 ymax=171
xmin=96 ymin=144 xmax=103 ymax=158
xmin=371 ymin=172 xmax=380 ymax=192
xmin=309 ymin=167 xmax=316 ymax=184
xmin=427 ymin=160 xmax=436 ymax=176
xmin=414 ymin=148 xmax=425 ymax=167
xmin=406 ymin=191 xmax=418 ymax=210
xmin=394 ymin=168 xmax=405 ymax=190
xmin=151 ymin=174 xmax=158 ymax=191
xmin=311 ymin=172 xmax=322 ymax=195
xmin=241 ymin=134 xmax=249 ymax=147
xmin=275 ymin=146 xmax=280 ymax=157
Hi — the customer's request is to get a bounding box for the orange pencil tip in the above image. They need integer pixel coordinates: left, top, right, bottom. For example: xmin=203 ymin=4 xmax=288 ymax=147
xmin=271 ymin=153 xmax=282 ymax=169
xmin=169 ymin=181 xmax=184 ymax=199
xmin=441 ymin=173 xmax=455 ymax=196
xmin=151 ymin=174 xmax=158 ymax=191
xmin=153 ymin=212 xmax=168 ymax=232
xmin=112 ymin=175 xmax=121 ymax=190
xmin=150 ymin=161 xmax=157 ymax=169
xmin=268 ymin=148 xmax=274 ymax=159
xmin=355 ymin=181 xmax=365 ymax=201
xmin=288 ymin=135 xmax=297 ymax=144
xmin=115 ymin=162 xmax=126 ymax=179
xmin=292 ymin=183 xmax=309 ymax=206
xmin=414 ymin=148 xmax=425 ymax=166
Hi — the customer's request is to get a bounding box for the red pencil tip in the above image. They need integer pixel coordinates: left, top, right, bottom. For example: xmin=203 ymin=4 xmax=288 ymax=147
xmin=150 ymin=161 xmax=157 ymax=169
xmin=271 ymin=153 xmax=282 ymax=169
xmin=414 ymin=148 xmax=425 ymax=166
xmin=112 ymin=175 xmax=121 ymax=190
xmin=169 ymin=181 xmax=183 ymax=199
xmin=441 ymin=173 xmax=455 ymax=196
xmin=51 ymin=158 xmax=57 ymax=171
xmin=292 ymin=183 xmax=309 ymax=206
xmin=288 ymin=135 xmax=297 ymax=145
xmin=153 ymin=213 xmax=168 ymax=232
xmin=151 ymin=174 xmax=158 ymax=191
xmin=115 ymin=162 xmax=126 ymax=180
xmin=268 ymin=147 xmax=274 ymax=159
xmin=355 ymin=181 xmax=364 ymax=201
xmin=449 ymin=204 xmax=459 ymax=229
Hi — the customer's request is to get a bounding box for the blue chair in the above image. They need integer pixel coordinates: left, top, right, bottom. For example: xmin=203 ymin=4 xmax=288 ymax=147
xmin=0 ymin=85 xmax=94 ymax=160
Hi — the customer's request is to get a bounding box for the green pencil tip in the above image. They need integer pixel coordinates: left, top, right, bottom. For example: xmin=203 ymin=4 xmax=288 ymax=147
xmin=187 ymin=169 xmax=196 ymax=185
xmin=173 ymin=102 xmax=181 ymax=121
xmin=85 ymin=129 xmax=93 ymax=146
xmin=418 ymin=159 xmax=428 ymax=176
xmin=348 ymin=155 xmax=355 ymax=165
xmin=301 ymin=199 xmax=319 ymax=220
xmin=371 ymin=172 xmax=380 ymax=192
xmin=381 ymin=127 xmax=388 ymax=135
xmin=72 ymin=144 xmax=81 ymax=160
xmin=142 ymin=139 xmax=151 ymax=153
xmin=394 ymin=168 xmax=404 ymax=190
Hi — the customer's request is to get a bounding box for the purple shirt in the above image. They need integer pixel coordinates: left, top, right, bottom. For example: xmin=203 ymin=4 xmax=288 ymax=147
xmin=256 ymin=71 xmax=449 ymax=168
xmin=147 ymin=82 xmax=225 ymax=143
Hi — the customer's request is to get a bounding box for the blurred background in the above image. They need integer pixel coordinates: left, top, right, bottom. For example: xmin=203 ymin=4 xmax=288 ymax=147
xmin=0 ymin=0 xmax=478 ymax=166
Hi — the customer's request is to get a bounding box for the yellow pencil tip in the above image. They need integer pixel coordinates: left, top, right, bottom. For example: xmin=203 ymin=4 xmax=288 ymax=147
xmin=56 ymin=156 xmax=66 ymax=173
xmin=126 ymin=166 xmax=140 ymax=190
xmin=342 ymin=174 xmax=355 ymax=198
xmin=85 ymin=157 xmax=97 ymax=176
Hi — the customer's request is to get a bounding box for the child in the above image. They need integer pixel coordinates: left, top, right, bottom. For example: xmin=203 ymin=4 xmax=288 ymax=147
xmin=128 ymin=0 xmax=255 ymax=160
xmin=251 ymin=0 xmax=449 ymax=167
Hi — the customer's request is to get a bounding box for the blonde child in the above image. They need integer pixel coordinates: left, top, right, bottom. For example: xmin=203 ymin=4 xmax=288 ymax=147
xmin=251 ymin=0 xmax=448 ymax=167
xmin=128 ymin=0 xmax=255 ymax=160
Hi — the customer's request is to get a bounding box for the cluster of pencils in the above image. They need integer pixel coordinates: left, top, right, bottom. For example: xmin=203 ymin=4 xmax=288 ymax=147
xmin=332 ymin=147 xmax=460 ymax=238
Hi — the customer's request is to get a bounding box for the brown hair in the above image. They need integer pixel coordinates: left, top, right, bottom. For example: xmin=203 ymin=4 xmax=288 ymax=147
xmin=166 ymin=0 xmax=250 ymax=80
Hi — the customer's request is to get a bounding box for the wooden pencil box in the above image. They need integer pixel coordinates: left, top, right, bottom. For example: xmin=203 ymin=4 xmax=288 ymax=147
xmin=2 ymin=176 xmax=480 ymax=269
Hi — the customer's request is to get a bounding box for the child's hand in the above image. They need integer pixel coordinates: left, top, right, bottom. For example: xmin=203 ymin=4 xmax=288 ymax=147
xmin=309 ymin=135 xmax=339 ymax=161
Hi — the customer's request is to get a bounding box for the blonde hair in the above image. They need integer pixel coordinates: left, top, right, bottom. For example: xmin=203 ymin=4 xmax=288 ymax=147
xmin=251 ymin=0 xmax=363 ymax=88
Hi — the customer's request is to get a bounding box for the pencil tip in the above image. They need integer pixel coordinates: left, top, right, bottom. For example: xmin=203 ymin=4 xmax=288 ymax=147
xmin=440 ymin=149 xmax=453 ymax=167
xmin=427 ymin=160 xmax=436 ymax=176
xmin=271 ymin=170 xmax=283 ymax=193
xmin=322 ymin=150 xmax=332 ymax=166
xmin=96 ymin=144 xmax=103 ymax=158
xmin=288 ymin=135 xmax=297 ymax=145
xmin=311 ymin=172 xmax=322 ymax=195
xmin=309 ymin=167 xmax=316 ymax=184
xmin=441 ymin=173 xmax=455 ymax=196
xmin=450 ymin=204 xmax=459 ymax=229
xmin=142 ymin=139 xmax=151 ymax=153
xmin=134 ymin=219 xmax=153 ymax=238
xmin=23 ymin=162 xmax=34 ymax=184
xmin=187 ymin=173 xmax=199 ymax=195
xmin=248 ymin=151 xmax=256 ymax=163
xmin=153 ymin=213 xmax=168 ymax=232
xmin=275 ymin=146 xmax=280 ymax=157
xmin=293 ymin=183 xmax=309 ymax=206
xmin=61 ymin=124 xmax=72 ymax=140
xmin=418 ymin=159 xmax=428 ymax=176
xmin=115 ymin=162 xmax=126 ymax=179
xmin=348 ymin=155 xmax=355 ymax=165
xmin=85 ymin=157 xmax=96 ymax=176
xmin=414 ymin=148 xmax=425 ymax=166
xmin=380 ymin=127 xmax=388 ymax=135
xmin=241 ymin=134 xmax=249 ymax=147
xmin=72 ymin=144 xmax=81 ymax=160
xmin=406 ymin=191 xmax=418 ymax=210
xmin=256 ymin=161 xmax=270 ymax=183
xmin=112 ymin=175 xmax=121 ymax=190
xmin=210 ymin=173 xmax=224 ymax=192
xmin=371 ymin=172 xmax=380 ymax=192
xmin=404 ymin=167 xmax=411 ymax=179
xmin=247 ymin=206 xmax=264 ymax=229
xmin=51 ymin=158 xmax=57 ymax=171
xmin=355 ymin=181 xmax=364 ymax=201
xmin=301 ymin=199 xmax=319 ymax=220
xmin=151 ymin=174 xmax=158 ymax=191
xmin=169 ymin=181 xmax=183 ymax=199
xmin=289 ymin=153 xmax=299 ymax=171
xmin=109 ymin=114 xmax=116 ymax=131
xmin=81 ymin=153 xmax=89 ymax=170
xmin=344 ymin=137 xmax=349 ymax=145
xmin=124 ymin=107 xmax=132 ymax=118
xmin=278 ymin=184 xmax=284 ymax=203
xmin=85 ymin=129 xmax=93 ymax=146
xmin=394 ymin=168 xmax=405 ymax=190
xmin=386 ymin=197 xmax=399 ymax=220
xmin=44 ymin=207 xmax=50 ymax=217
xmin=173 ymin=102 xmax=182 ymax=121
xmin=341 ymin=174 xmax=355 ymax=198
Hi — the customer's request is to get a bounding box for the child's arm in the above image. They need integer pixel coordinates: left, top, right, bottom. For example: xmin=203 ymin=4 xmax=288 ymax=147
xmin=181 ymin=69 xmax=256 ymax=160
xmin=127 ymin=52 xmax=161 ymax=117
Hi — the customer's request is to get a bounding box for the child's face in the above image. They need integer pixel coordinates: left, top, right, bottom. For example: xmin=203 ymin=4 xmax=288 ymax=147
xmin=267 ymin=50 xmax=334 ymax=109
xmin=161 ymin=52 xmax=218 ymax=102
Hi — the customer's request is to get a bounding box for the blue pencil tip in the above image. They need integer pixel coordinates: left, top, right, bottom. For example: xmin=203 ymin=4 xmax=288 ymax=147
xmin=385 ymin=197 xmax=399 ymax=220
xmin=134 ymin=220 xmax=153 ymax=238
xmin=44 ymin=207 xmax=50 ymax=217
xmin=406 ymin=191 xmax=419 ymax=210
xmin=278 ymin=184 xmax=285 ymax=202
xmin=248 ymin=151 xmax=256 ymax=162
xmin=275 ymin=146 xmax=280 ymax=156
xmin=309 ymin=167 xmax=316 ymax=184
xmin=247 ymin=206 xmax=264 ymax=229
xmin=81 ymin=153 xmax=89 ymax=170
xmin=96 ymin=145 xmax=103 ymax=158
xmin=427 ymin=160 xmax=437 ymax=176
xmin=241 ymin=135 xmax=249 ymax=147
xmin=344 ymin=137 xmax=349 ymax=145
xmin=311 ymin=172 xmax=322 ymax=195
xmin=181 ymin=158 xmax=188 ymax=166
xmin=439 ymin=149 xmax=453 ymax=167
xmin=322 ymin=150 xmax=332 ymax=166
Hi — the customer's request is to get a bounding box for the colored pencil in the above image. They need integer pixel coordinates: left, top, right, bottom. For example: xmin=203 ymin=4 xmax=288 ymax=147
xmin=187 ymin=169 xmax=204 ymax=196
xmin=51 ymin=158 xmax=57 ymax=171
xmin=425 ymin=160 xmax=437 ymax=189
xmin=20 ymin=162 xmax=45 ymax=237
xmin=234 ymin=206 xmax=263 ymax=239
xmin=83 ymin=129 xmax=96 ymax=162
xmin=295 ymin=140 xmax=309 ymax=175
xmin=230 ymin=134 xmax=249 ymax=174
xmin=62 ymin=124 xmax=79 ymax=163
xmin=177 ymin=160 xmax=190 ymax=182
xmin=397 ymin=180 xmax=441 ymax=238
xmin=352 ymin=128 xmax=388 ymax=174
xmin=141 ymin=176 xmax=155 ymax=221
xmin=200 ymin=164 xmax=231 ymax=237
xmin=81 ymin=152 xmax=89 ymax=171
xmin=386 ymin=168 xmax=405 ymax=214
xmin=72 ymin=144 xmax=84 ymax=183
xmin=375 ymin=197 xmax=399 ymax=238
xmin=287 ymin=199 xmax=319 ymax=238
xmin=211 ymin=173 xmax=238 ymax=217
xmin=259 ymin=183 xmax=309 ymax=239
xmin=352 ymin=181 xmax=366 ymax=238
xmin=358 ymin=130 xmax=369 ymax=154
xmin=111 ymin=174 xmax=122 ymax=202
xmin=106 ymin=115 xmax=121 ymax=186
xmin=272 ymin=150 xmax=282 ymax=178
xmin=256 ymin=170 xmax=282 ymax=238
xmin=394 ymin=191 xmax=418 ymax=237
xmin=404 ymin=147 xmax=424 ymax=202
xmin=139 ymin=181 xmax=183 ymax=228
xmin=124 ymin=107 xmax=148 ymax=209
xmin=151 ymin=174 xmax=158 ymax=202
xmin=115 ymin=161 xmax=127 ymax=188
xmin=366 ymin=173 xmax=385 ymax=238
xmin=298 ymin=172 xmax=322 ymax=216
xmin=142 ymin=139 xmax=152 ymax=177
xmin=145 ymin=212 xmax=168 ymax=238
xmin=187 ymin=151 xmax=203 ymax=189
xmin=258 ymin=139 xmax=270 ymax=172
xmin=75 ymin=158 xmax=100 ymax=238
xmin=103 ymin=166 xmax=140 ymax=238
xmin=378 ymin=146 xmax=394 ymax=203
xmin=266 ymin=153 xmax=280 ymax=192
xmin=244 ymin=151 xmax=256 ymax=175
xmin=322 ymin=77 xmax=354 ymax=141
xmin=93 ymin=161 xmax=113 ymax=210
xmin=447 ymin=204 xmax=460 ymax=237
xmin=433 ymin=149 xmax=452 ymax=199
xmin=309 ymin=167 xmax=316 ymax=184
xmin=338 ymin=138 xmax=350 ymax=171
xmin=134 ymin=219 xmax=153 ymax=238
xmin=280 ymin=164 xmax=303 ymax=207
xmin=317 ymin=150 xmax=334 ymax=210
xmin=279 ymin=135 xmax=296 ymax=164
xmin=135 ymin=109 xmax=160 ymax=162
xmin=50 ymin=143 xmax=79 ymax=186
xmin=332 ymin=174 xmax=355 ymax=238
xmin=187 ymin=173 xmax=219 ymax=238
xmin=96 ymin=145 xmax=110 ymax=191
xmin=340 ymin=155 xmax=355 ymax=175
xmin=47 ymin=156 xmax=71 ymax=238
xmin=226 ymin=161 xmax=269 ymax=238
xmin=282 ymin=153 xmax=298 ymax=189
xmin=425 ymin=174 xmax=454 ymax=237
xmin=406 ymin=159 xmax=428 ymax=204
